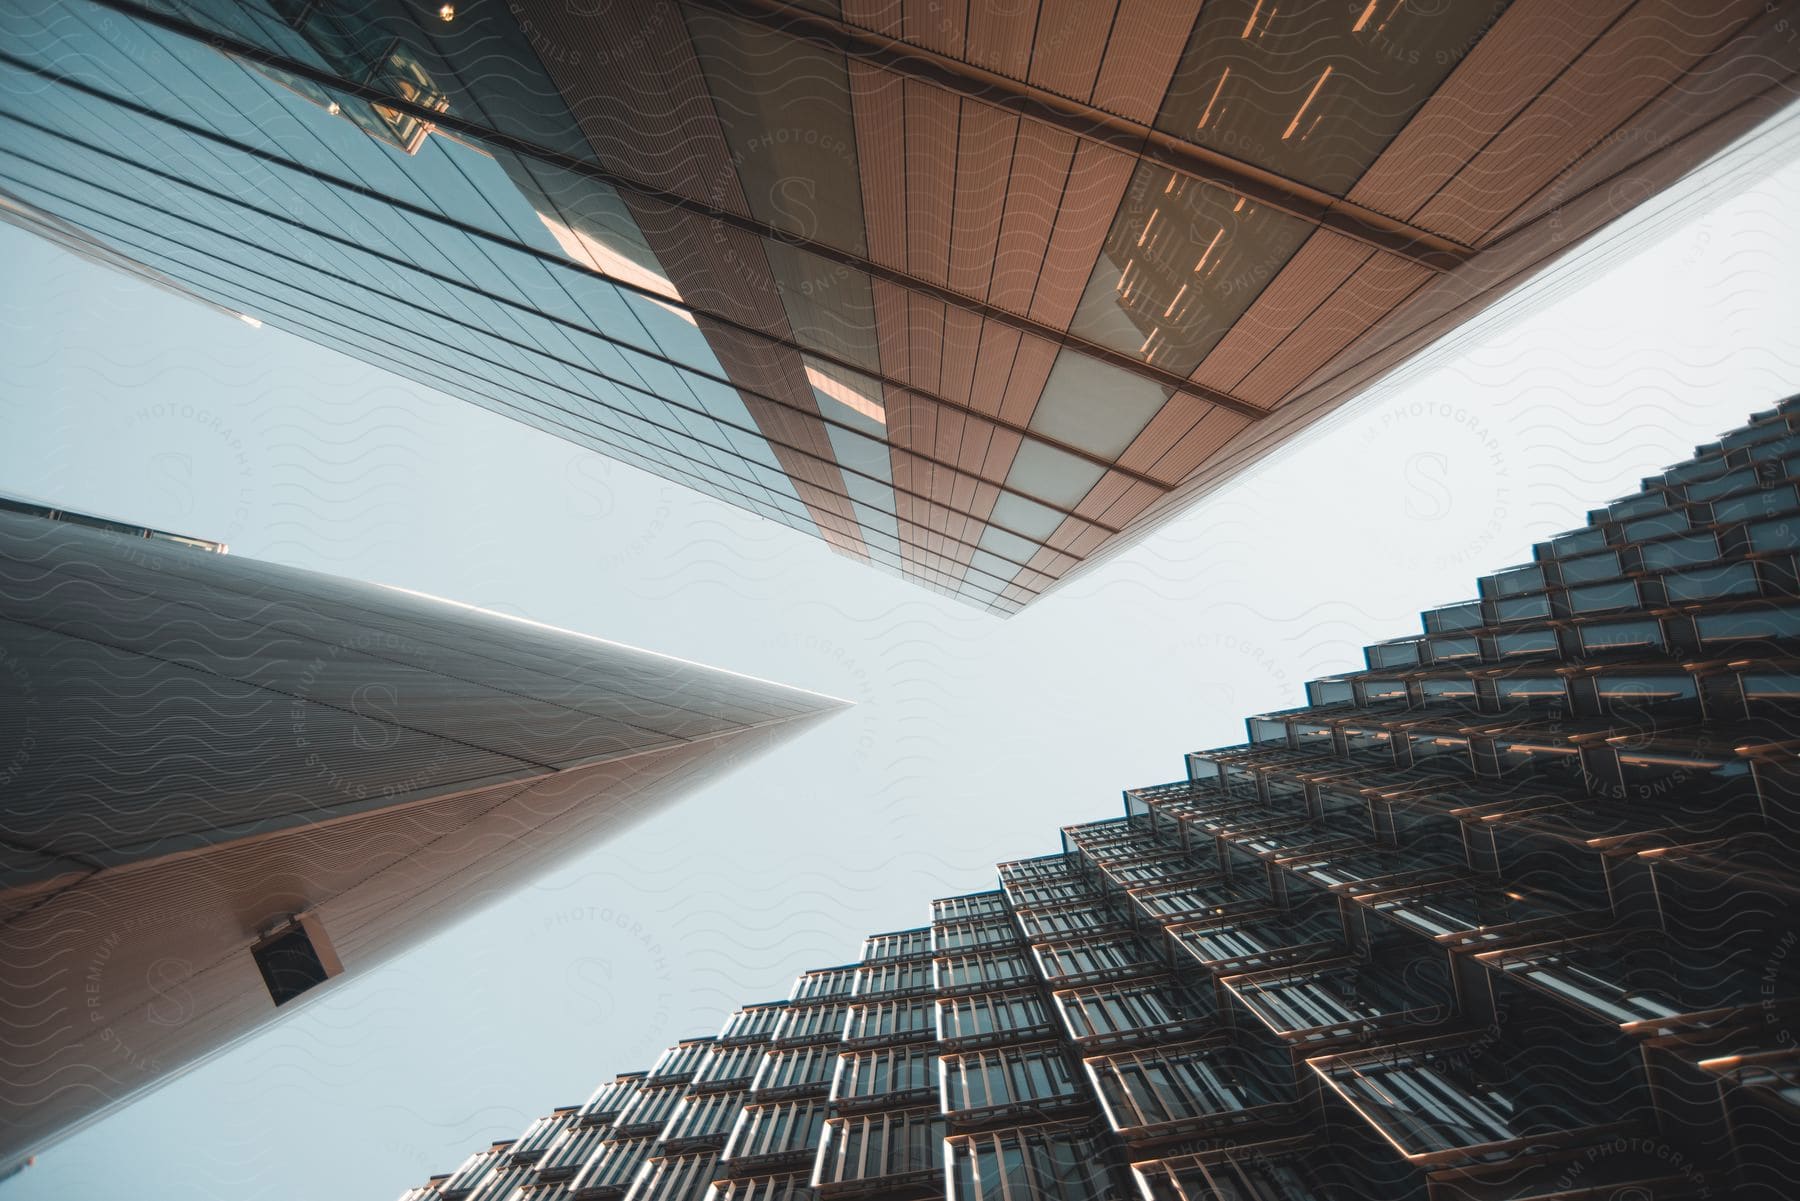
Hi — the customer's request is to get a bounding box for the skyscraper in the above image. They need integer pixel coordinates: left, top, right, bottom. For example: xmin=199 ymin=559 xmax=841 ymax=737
xmin=402 ymin=397 xmax=1800 ymax=1200
xmin=0 ymin=499 xmax=846 ymax=1170
xmin=2 ymin=0 xmax=1793 ymax=610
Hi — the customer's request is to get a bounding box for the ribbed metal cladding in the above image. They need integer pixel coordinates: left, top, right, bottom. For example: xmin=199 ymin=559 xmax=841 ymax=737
xmin=408 ymin=399 xmax=1800 ymax=1201
xmin=0 ymin=507 xmax=844 ymax=1171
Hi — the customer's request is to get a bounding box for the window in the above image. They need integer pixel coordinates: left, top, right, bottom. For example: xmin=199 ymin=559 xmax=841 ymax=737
xmin=947 ymin=1125 xmax=1114 ymax=1201
xmin=855 ymin=959 xmax=934 ymax=998
xmin=695 ymin=1043 xmax=768 ymax=1089
xmin=662 ymin=1091 xmax=746 ymax=1148
xmin=844 ymin=997 xmax=936 ymax=1045
xmin=1580 ymin=619 xmax=1663 ymax=655
xmin=705 ymin=1174 xmax=813 ymax=1201
xmin=615 ymin=1084 xmax=686 ymax=1133
xmin=862 ymin=929 xmax=933 ymax=962
xmin=831 ymin=1046 xmax=938 ymax=1106
xmin=1090 ymin=1040 xmax=1274 ymax=1135
xmin=933 ymin=893 xmax=1009 ymax=922
xmin=1034 ymin=935 xmax=1157 ymax=984
xmin=1663 ymin=562 xmax=1758 ymax=603
xmin=719 ymin=1004 xmax=788 ymax=1043
xmin=1055 ymin=978 xmax=1207 ymax=1047
xmin=935 ymin=951 xmax=1035 ymax=994
xmin=790 ymin=967 xmax=857 ymax=1002
xmin=772 ymin=1003 xmax=849 ymax=1046
xmin=751 ymin=1046 xmax=838 ymax=1097
xmin=1017 ymin=903 xmax=1120 ymax=940
xmin=649 ymin=1041 xmax=715 ymax=1082
xmin=814 ymin=1110 xmax=944 ymax=1188
xmin=937 ymin=990 xmax=1054 ymax=1047
xmin=940 ymin=1044 xmax=1081 ymax=1116
xmin=579 ymin=1074 xmax=644 ymax=1121
xmin=568 ymin=1135 xmax=656 ymax=1193
xmin=630 ymin=1152 xmax=722 ymax=1201
xmin=933 ymin=918 xmax=1022 ymax=953
xmin=723 ymin=1100 xmax=828 ymax=1169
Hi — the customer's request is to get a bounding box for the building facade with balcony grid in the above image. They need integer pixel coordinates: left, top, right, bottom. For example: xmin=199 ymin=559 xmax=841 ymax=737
xmin=4 ymin=0 xmax=1796 ymax=611
xmin=401 ymin=396 xmax=1800 ymax=1200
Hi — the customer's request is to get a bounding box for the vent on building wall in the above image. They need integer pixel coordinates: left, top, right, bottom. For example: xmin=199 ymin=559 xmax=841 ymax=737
xmin=251 ymin=914 xmax=343 ymax=1006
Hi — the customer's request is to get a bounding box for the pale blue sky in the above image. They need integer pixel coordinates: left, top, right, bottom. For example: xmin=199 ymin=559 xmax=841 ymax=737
xmin=2 ymin=134 xmax=1798 ymax=1198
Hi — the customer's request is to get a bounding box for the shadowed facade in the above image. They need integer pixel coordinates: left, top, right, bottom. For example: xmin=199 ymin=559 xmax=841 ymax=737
xmin=1 ymin=0 xmax=1795 ymax=610
xmin=404 ymin=398 xmax=1800 ymax=1201
xmin=0 ymin=505 xmax=846 ymax=1169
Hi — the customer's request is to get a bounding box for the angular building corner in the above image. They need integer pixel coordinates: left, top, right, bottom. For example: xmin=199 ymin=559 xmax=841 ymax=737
xmin=406 ymin=396 xmax=1800 ymax=1201
xmin=0 ymin=500 xmax=847 ymax=1170
xmin=2 ymin=0 xmax=1795 ymax=611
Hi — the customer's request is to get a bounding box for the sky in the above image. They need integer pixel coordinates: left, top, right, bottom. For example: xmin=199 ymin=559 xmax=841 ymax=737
xmin=1 ymin=130 xmax=1799 ymax=1199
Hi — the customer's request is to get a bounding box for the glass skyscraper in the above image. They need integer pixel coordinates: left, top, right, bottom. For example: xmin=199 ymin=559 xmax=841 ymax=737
xmin=0 ymin=498 xmax=845 ymax=1171
xmin=2 ymin=0 xmax=1792 ymax=610
xmin=401 ymin=397 xmax=1800 ymax=1200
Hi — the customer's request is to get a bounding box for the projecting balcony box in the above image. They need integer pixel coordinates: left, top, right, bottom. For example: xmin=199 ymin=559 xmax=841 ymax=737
xmin=854 ymin=958 xmax=935 ymax=1000
xmin=691 ymin=1043 xmax=767 ymax=1094
xmin=658 ymin=1091 xmax=746 ymax=1153
xmin=844 ymin=996 xmax=937 ymax=1048
xmin=716 ymin=1002 xmax=789 ymax=1046
xmin=939 ymin=1042 xmax=1087 ymax=1128
xmin=946 ymin=1123 xmax=1117 ymax=1201
xmin=538 ymin=1120 xmax=614 ymax=1184
xmin=1165 ymin=896 xmax=1346 ymax=980
xmin=720 ymin=1098 xmax=828 ymax=1175
xmin=437 ymin=1144 xmax=512 ymax=1201
xmin=861 ymin=928 xmax=933 ymax=963
xmin=933 ymin=949 xmax=1037 ymax=997
xmin=1424 ymin=1152 xmax=1713 ymax=1201
xmin=1002 ymin=874 xmax=1103 ymax=911
xmin=935 ymin=988 xmax=1058 ymax=1052
xmin=1348 ymin=877 xmax=1607 ymax=957
xmin=1096 ymin=849 xmax=1215 ymax=893
xmin=1016 ymin=900 xmax=1130 ymax=943
xmin=1308 ymin=1032 xmax=1641 ymax=1174
xmin=770 ymin=1002 xmax=851 ymax=1048
xmin=612 ymin=1083 xmax=687 ymax=1138
xmin=790 ymin=965 xmax=859 ymax=1004
xmin=1130 ymin=1132 xmax=1414 ymax=1201
xmin=566 ymin=1133 xmax=656 ymax=1201
xmin=1033 ymin=931 xmax=1166 ymax=989
xmin=1127 ymin=873 xmax=1268 ymax=929
xmin=1638 ymin=1012 xmax=1800 ymax=1199
xmin=1475 ymin=934 xmax=1798 ymax=1046
xmin=931 ymin=916 xmax=1023 ymax=956
xmin=1613 ymin=833 xmax=1800 ymax=947
xmin=748 ymin=1044 xmax=836 ymax=1103
xmin=811 ymin=1108 xmax=944 ymax=1199
xmin=705 ymin=1172 xmax=814 ymax=1201
xmin=996 ymin=853 xmax=1084 ymax=886
xmin=628 ymin=1152 xmax=721 ymax=1201
xmin=1087 ymin=1034 xmax=1297 ymax=1149
xmin=829 ymin=1045 xmax=938 ymax=1113
xmin=644 ymin=1038 xmax=717 ymax=1087
xmin=1218 ymin=954 xmax=1456 ymax=1057
xmin=1053 ymin=974 xmax=1212 ymax=1054
xmin=507 ymin=1109 xmax=578 ymax=1166
xmin=930 ymin=891 xmax=1009 ymax=924
xmin=1269 ymin=839 xmax=1465 ymax=903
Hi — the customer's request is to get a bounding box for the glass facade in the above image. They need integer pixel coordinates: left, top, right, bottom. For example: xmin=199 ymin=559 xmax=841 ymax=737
xmin=2 ymin=0 xmax=1783 ymax=611
xmin=402 ymin=398 xmax=1800 ymax=1200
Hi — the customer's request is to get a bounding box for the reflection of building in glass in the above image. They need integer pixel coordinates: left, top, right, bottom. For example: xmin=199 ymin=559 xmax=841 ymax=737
xmin=0 ymin=504 xmax=845 ymax=1171
xmin=403 ymin=400 xmax=1800 ymax=1201
xmin=2 ymin=0 xmax=1794 ymax=610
